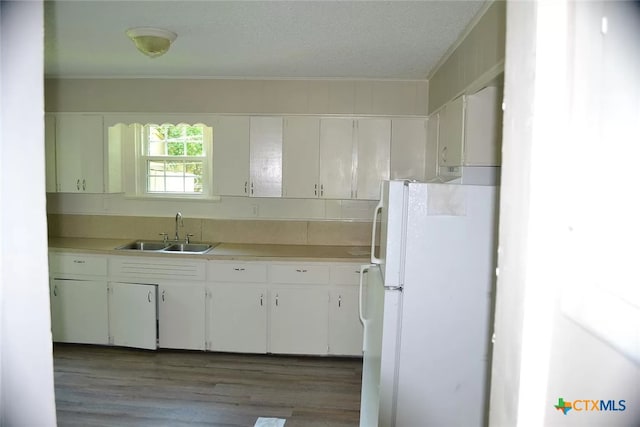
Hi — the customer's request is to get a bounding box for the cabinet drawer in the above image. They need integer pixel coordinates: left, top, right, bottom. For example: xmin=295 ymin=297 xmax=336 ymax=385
xmin=270 ymin=264 xmax=329 ymax=285
xmin=110 ymin=257 xmax=206 ymax=281
xmin=49 ymin=253 xmax=107 ymax=276
xmin=209 ymin=262 xmax=267 ymax=283
xmin=330 ymin=264 xmax=365 ymax=285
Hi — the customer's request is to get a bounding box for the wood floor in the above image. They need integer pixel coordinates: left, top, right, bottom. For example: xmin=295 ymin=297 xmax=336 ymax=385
xmin=53 ymin=344 xmax=363 ymax=427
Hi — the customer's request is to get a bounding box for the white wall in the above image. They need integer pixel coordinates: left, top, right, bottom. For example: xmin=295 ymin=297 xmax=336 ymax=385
xmin=427 ymin=0 xmax=506 ymax=113
xmin=45 ymin=78 xmax=428 ymax=116
xmin=0 ymin=1 xmax=57 ymax=425
xmin=489 ymin=1 xmax=640 ymax=425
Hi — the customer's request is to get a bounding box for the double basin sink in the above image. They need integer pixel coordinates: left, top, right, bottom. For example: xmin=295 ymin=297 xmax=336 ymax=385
xmin=115 ymin=240 xmax=218 ymax=254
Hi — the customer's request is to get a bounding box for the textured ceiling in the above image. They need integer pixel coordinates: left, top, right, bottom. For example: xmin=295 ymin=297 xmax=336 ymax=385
xmin=44 ymin=1 xmax=486 ymax=79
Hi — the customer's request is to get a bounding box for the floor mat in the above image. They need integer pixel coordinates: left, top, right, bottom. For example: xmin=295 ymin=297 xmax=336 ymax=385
xmin=254 ymin=417 xmax=286 ymax=427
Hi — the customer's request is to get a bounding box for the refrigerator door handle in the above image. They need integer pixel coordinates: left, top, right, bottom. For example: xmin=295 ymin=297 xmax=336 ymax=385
xmin=370 ymin=199 xmax=383 ymax=265
xmin=359 ymin=264 xmax=375 ymax=351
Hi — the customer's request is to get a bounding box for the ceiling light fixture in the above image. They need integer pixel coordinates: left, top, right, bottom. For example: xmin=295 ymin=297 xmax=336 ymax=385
xmin=126 ymin=27 xmax=177 ymax=58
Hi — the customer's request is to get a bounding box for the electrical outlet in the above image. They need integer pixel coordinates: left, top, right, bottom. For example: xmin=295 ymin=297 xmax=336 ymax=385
xmin=251 ymin=204 xmax=259 ymax=217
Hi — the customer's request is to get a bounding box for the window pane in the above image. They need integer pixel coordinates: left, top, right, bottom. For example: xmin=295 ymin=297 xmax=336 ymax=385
xmin=148 ymin=141 xmax=166 ymax=155
xmin=146 ymin=160 xmax=203 ymax=194
xmin=167 ymin=142 xmax=185 ymax=156
xmin=186 ymin=142 xmax=203 ymax=156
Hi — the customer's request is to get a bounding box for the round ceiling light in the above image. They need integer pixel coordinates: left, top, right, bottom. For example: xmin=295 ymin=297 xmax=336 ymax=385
xmin=126 ymin=27 xmax=177 ymax=58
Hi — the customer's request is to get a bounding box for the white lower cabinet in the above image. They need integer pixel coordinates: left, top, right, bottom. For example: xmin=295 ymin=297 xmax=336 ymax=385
xmin=208 ymin=284 xmax=267 ymax=353
xmin=329 ymin=287 xmax=363 ymax=356
xmin=159 ymin=283 xmax=206 ymax=351
xmin=50 ymin=278 xmax=109 ymax=345
xmin=49 ymin=252 xmax=364 ymax=356
xmin=329 ymin=263 xmax=365 ymax=356
xmin=108 ymin=282 xmax=157 ymax=350
xmin=269 ymin=286 xmax=329 ymax=355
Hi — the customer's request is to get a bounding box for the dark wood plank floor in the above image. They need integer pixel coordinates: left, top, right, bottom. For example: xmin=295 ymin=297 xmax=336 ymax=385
xmin=53 ymin=344 xmax=363 ymax=427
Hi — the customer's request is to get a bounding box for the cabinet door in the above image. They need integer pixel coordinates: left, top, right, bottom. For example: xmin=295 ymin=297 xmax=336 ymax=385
xmin=319 ymin=118 xmax=354 ymax=199
xmin=50 ymin=279 xmax=109 ymax=345
xmin=356 ymin=119 xmax=391 ymax=200
xmin=463 ymin=86 xmax=503 ymax=166
xmin=425 ymin=113 xmax=440 ymax=180
xmin=158 ymin=284 xmax=206 ymax=350
xmin=270 ymin=287 xmax=329 ymax=355
xmin=45 ymin=115 xmax=57 ymax=193
xmin=282 ymin=117 xmax=320 ymax=198
xmin=390 ymin=118 xmax=426 ymax=181
xmin=329 ymin=287 xmax=363 ymax=356
xmin=208 ymin=284 xmax=267 ymax=353
xmin=250 ymin=117 xmax=283 ymax=197
xmin=212 ymin=116 xmax=250 ymax=196
xmin=56 ymin=114 xmax=104 ymax=193
xmin=109 ymin=282 xmax=157 ymax=350
xmin=438 ymin=96 xmax=465 ymax=167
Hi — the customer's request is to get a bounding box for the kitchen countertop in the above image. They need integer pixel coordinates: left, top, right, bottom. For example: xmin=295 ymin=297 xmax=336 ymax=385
xmin=48 ymin=237 xmax=372 ymax=263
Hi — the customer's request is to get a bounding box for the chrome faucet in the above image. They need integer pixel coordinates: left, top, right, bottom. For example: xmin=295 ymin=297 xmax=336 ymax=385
xmin=175 ymin=212 xmax=183 ymax=241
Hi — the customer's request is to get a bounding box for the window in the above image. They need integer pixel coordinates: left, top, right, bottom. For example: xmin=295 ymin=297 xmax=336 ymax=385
xmin=132 ymin=123 xmax=213 ymax=198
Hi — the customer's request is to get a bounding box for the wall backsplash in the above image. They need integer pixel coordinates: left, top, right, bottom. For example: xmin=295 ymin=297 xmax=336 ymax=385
xmin=47 ymin=214 xmax=375 ymax=247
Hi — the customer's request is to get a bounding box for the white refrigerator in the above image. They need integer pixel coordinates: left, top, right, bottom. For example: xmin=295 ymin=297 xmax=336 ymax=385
xmin=358 ymin=180 xmax=498 ymax=427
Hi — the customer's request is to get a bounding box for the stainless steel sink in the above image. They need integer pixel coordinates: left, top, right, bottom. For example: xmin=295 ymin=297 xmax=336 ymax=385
xmin=164 ymin=243 xmax=214 ymax=253
xmin=115 ymin=241 xmax=170 ymax=251
xmin=115 ymin=241 xmax=217 ymax=254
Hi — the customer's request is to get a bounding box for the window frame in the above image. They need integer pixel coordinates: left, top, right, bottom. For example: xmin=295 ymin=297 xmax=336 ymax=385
xmin=133 ymin=122 xmax=214 ymax=199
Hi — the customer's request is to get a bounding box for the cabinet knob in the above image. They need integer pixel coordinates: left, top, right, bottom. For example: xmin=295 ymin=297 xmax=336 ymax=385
xmin=82 ymin=179 xmax=86 ymax=191
xmin=76 ymin=179 xmax=80 ymax=191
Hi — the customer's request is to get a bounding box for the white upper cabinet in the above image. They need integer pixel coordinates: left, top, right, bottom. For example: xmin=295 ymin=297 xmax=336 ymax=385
xmin=355 ymin=119 xmax=391 ymax=200
xmin=250 ymin=117 xmax=283 ymax=198
xmin=44 ymin=115 xmax=57 ymax=193
xmin=390 ymin=118 xmax=427 ymax=181
xmin=438 ymin=95 xmax=465 ymax=168
xmin=55 ymin=114 xmax=106 ymax=193
xmin=319 ymin=118 xmax=355 ymax=199
xmin=282 ymin=117 xmax=320 ymax=198
xmin=425 ymin=113 xmax=439 ymax=181
xmin=212 ymin=116 xmax=250 ymax=196
xmin=463 ymin=86 xmax=503 ymax=166
xmin=436 ymin=85 xmax=503 ymax=169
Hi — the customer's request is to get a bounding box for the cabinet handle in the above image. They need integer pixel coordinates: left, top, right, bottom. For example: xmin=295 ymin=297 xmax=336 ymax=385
xmin=162 ymin=290 xmax=165 ymax=302
xmin=53 ymin=285 xmax=58 ymax=296
xmin=147 ymin=291 xmax=152 ymax=303
xmin=73 ymin=260 xmax=85 ymax=264
xmin=82 ymin=179 xmax=86 ymax=191
xmin=260 ymin=294 xmax=263 ymax=306
xmin=314 ymin=184 xmax=318 ymax=196
xmin=233 ymin=267 xmax=245 ymax=271
xmin=355 ymin=269 xmax=368 ymax=274
xmin=244 ymin=181 xmax=248 ymax=194
xmin=275 ymin=294 xmax=279 ymax=307
xmin=250 ymin=182 xmax=254 ymax=195
xmin=76 ymin=179 xmax=80 ymax=191
xmin=338 ymin=295 xmax=342 ymax=308
xmin=441 ymin=146 xmax=448 ymax=163
xmin=295 ymin=269 xmax=308 ymax=273
xmin=320 ymin=184 xmax=324 ymax=197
